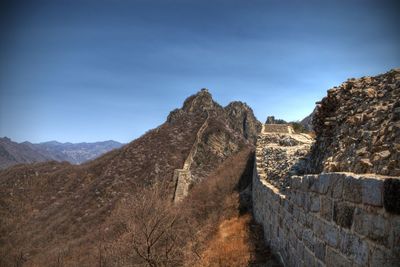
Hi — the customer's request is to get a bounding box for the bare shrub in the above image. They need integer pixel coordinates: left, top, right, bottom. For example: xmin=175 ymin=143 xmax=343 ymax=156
xmin=108 ymin=183 xmax=188 ymax=266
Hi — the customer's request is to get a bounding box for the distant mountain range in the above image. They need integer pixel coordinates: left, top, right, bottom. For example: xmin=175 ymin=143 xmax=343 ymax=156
xmin=0 ymin=137 xmax=123 ymax=169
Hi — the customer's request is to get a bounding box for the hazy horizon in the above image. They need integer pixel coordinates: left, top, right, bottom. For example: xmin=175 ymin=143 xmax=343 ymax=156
xmin=1 ymin=0 xmax=399 ymax=143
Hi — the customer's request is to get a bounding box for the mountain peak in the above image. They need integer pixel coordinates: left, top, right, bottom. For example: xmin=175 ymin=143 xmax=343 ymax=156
xmin=167 ymin=88 xmax=218 ymax=123
xmin=182 ymin=88 xmax=215 ymax=113
xmin=167 ymin=90 xmax=261 ymax=144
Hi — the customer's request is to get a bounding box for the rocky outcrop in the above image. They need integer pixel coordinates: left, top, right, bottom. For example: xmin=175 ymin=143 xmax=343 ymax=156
xmin=167 ymin=88 xmax=216 ymax=123
xmin=308 ymin=68 xmax=400 ymax=176
xmin=224 ymin=101 xmax=262 ymax=144
xmin=168 ymin=89 xmax=261 ymax=146
xmin=169 ymin=89 xmax=262 ymax=190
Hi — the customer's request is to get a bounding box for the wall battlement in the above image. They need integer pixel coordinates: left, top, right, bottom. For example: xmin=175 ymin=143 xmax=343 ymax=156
xmin=252 ymin=127 xmax=400 ymax=266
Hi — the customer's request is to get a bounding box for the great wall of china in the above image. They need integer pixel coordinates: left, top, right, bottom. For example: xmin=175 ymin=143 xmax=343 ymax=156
xmin=252 ymin=123 xmax=400 ymax=267
xmin=173 ymin=112 xmax=210 ymax=202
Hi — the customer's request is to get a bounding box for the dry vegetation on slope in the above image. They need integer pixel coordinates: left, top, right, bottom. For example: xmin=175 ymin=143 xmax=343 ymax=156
xmin=0 ymin=89 xmax=267 ymax=266
xmin=0 ymin=147 xmax=279 ymax=266
xmin=99 ymin=148 xmax=279 ymax=267
xmin=0 ymin=112 xmax=203 ymax=266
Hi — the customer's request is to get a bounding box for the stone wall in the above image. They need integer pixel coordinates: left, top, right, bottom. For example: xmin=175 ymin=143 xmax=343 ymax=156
xmin=253 ymin=69 xmax=400 ymax=266
xmin=173 ymin=112 xmax=209 ymax=202
xmin=308 ymin=68 xmax=400 ymax=176
xmin=264 ymin=124 xmax=294 ymax=134
xmin=257 ymin=129 xmax=313 ymax=190
xmin=252 ymin=165 xmax=400 ymax=266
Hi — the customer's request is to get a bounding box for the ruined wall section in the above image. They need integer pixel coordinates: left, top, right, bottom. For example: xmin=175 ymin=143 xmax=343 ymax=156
xmin=173 ymin=112 xmax=209 ymax=202
xmin=253 ymin=123 xmax=400 ymax=266
xmin=308 ymin=68 xmax=400 ymax=176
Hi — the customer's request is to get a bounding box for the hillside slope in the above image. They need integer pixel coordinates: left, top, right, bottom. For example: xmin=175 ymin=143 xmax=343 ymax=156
xmin=0 ymin=89 xmax=262 ymax=266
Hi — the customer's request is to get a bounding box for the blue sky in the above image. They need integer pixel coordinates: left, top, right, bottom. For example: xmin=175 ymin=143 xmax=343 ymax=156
xmin=0 ymin=0 xmax=399 ymax=143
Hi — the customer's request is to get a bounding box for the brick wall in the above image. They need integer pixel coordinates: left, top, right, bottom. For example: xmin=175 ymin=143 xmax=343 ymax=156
xmin=252 ymin=164 xmax=400 ymax=266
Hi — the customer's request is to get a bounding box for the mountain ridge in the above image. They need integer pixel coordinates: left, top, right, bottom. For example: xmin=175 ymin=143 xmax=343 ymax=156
xmin=0 ymin=88 xmax=262 ymax=266
xmin=0 ymin=137 xmax=123 ymax=169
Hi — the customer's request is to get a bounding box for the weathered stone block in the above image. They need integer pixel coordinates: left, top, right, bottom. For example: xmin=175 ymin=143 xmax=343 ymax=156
xmin=353 ymin=208 xmax=389 ymax=246
xmin=343 ymin=175 xmax=362 ymax=203
xmin=297 ymin=240 xmax=305 ymax=260
xmin=309 ymin=175 xmax=320 ymax=192
xmin=361 ymin=177 xmax=383 ymax=206
xmin=314 ymin=239 xmax=326 ymax=262
xmin=339 ymin=231 xmax=368 ymax=265
xmin=301 ymin=175 xmax=312 ymax=191
xmin=326 ymin=247 xmax=352 ymax=267
xmin=333 ymin=202 xmax=355 ymax=229
xmin=288 ymin=244 xmax=297 ymax=267
xmin=305 ymin=214 xmax=314 ymax=229
xmin=313 ymin=217 xmax=325 ymax=239
xmin=352 ymin=235 xmax=369 ymax=266
xmin=289 ymin=228 xmax=297 ymax=247
xmin=291 ymin=175 xmax=302 ymax=189
xmin=293 ymin=206 xmax=300 ymax=220
xmin=310 ymin=196 xmax=321 ymax=212
xmin=383 ymin=178 xmax=400 ymax=214
xmin=297 ymin=192 xmax=306 ymax=208
xmin=318 ymin=173 xmax=332 ymax=194
xmin=304 ymin=248 xmax=316 ymax=267
xmin=324 ymin=224 xmax=339 ymax=248
xmin=320 ymin=196 xmax=333 ymax=221
xmin=330 ymin=173 xmax=345 ymax=199
xmin=390 ymin=216 xmax=400 ymax=250
xmin=370 ymin=245 xmax=400 ymax=267
xmin=293 ymin=220 xmax=303 ymax=240
xmin=303 ymin=229 xmax=315 ymax=252
xmin=315 ymin=259 xmax=325 ymax=267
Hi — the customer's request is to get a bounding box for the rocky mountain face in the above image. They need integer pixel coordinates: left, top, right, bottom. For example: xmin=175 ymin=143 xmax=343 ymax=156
xmin=307 ymin=68 xmax=400 ymax=176
xmin=224 ymin=101 xmax=262 ymax=144
xmin=168 ymin=89 xmax=261 ymax=182
xmin=0 ymin=138 xmax=123 ymax=169
xmin=0 ymin=89 xmax=261 ymax=266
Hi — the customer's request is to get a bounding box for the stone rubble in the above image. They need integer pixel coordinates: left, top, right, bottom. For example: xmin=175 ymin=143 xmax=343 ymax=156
xmin=258 ymin=125 xmax=313 ymax=190
xmin=308 ymin=68 xmax=400 ymax=176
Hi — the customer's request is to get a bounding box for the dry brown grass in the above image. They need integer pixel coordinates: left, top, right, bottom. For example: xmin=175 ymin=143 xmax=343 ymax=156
xmin=197 ymin=215 xmax=252 ymax=267
xmin=179 ymin=148 xmax=280 ymax=267
xmin=0 ymin=113 xmax=205 ymax=266
xmin=0 ymin=126 xmax=277 ymax=266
